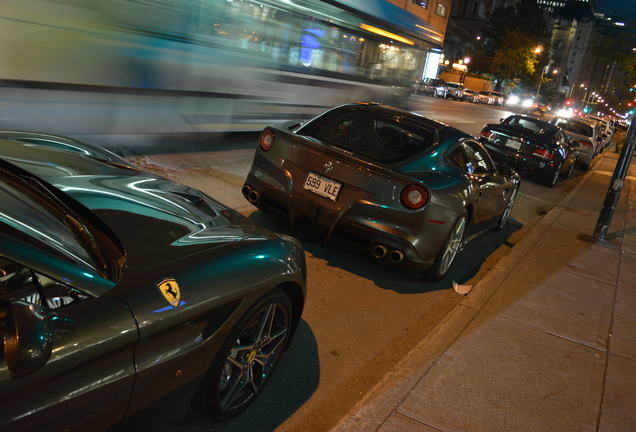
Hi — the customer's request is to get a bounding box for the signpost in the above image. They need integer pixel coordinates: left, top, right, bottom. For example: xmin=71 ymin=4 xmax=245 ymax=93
xmin=593 ymin=118 xmax=636 ymax=241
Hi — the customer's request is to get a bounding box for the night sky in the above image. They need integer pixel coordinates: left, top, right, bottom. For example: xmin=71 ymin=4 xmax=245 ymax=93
xmin=597 ymin=0 xmax=636 ymax=19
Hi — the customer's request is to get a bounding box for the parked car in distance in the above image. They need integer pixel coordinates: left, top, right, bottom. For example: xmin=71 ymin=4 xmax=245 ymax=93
xmin=446 ymin=82 xmax=464 ymax=100
xmin=0 ymin=135 xmax=306 ymax=430
xmin=480 ymin=114 xmax=578 ymax=187
xmin=243 ymin=102 xmax=521 ymax=281
xmin=462 ymin=89 xmax=477 ymax=102
xmin=585 ymin=115 xmax=614 ymax=147
xmin=551 ymin=117 xmax=601 ymax=170
xmin=489 ymin=91 xmax=505 ymax=106
xmin=413 ymin=78 xmax=448 ymax=98
xmin=475 ymin=91 xmax=494 ymax=104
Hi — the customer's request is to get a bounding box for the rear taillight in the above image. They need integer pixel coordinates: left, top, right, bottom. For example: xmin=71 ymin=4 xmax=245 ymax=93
xmin=401 ymin=184 xmax=429 ymax=210
xmin=259 ymin=129 xmax=275 ymax=151
xmin=532 ymin=148 xmax=554 ymax=160
xmin=581 ymin=140 xmax=593 ymax=149
xmin=480 ymin=130 xmax=493 ymax=139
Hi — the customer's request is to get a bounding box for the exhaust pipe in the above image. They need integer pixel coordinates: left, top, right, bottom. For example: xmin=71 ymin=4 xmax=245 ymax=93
xmin=388 ymin=250 xmax=405 ymax=264
xmin=372 ymin=245 xmax=388 ymax=259
xmin=247 ymin=190 xmax=260 ymax=204
xmin=242 ymin=185 xmax=252 ymax=198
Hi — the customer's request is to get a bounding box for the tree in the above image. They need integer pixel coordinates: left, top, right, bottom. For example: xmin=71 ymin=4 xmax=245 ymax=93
xmin=470 ymin=0 xmax=550 ymax=91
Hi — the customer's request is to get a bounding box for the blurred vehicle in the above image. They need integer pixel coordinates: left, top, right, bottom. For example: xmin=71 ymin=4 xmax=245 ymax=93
xmin=462 ymin=89 xmax=478 ymax=102
xmin=413 ymin=79 xmax=448 ymax=98
xmin=0 ymin=0 xmax=433 ymax=135
xmin=0 ymin=135 xmax=306 ymax=430
xmin=243 ymin=103 xmax=521 ymax=281
xmin=475 ymin=91 xmax=495 ymax=104
xmin=551 ymin=117 xmax=601 ymax=170
xmin=586 ymin=115 xmax=614 ymax=146
xmin=489 ymin=91 xmax=505 ymax=106
xmin=480 ymin=115 xmax=578 ymax=187
xmin=506 ymin=95 xmax=547 ymax=116
xmin=446 ymin=82 xmax=464 ymax=100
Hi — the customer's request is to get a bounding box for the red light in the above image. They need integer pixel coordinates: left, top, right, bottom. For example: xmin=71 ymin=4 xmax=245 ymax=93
xmin=532 ymin=148 xmax=554 ymax=159
xmin=580 ymin=140 xmax=593 ymax=149
xmin=565 ymin=99 xmax=573 ymax=106
xmin=259 ymin=129 xmax=275 ymax=151
xmin=401 ymin=184 xmax=429 ymax=210
xmin=480 ymin=130 xmax=493 ymax=139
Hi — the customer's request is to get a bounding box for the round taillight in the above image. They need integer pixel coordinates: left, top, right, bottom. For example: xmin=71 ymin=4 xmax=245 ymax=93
xmin=401 ymin=184 xmax=429 ymax=210
xmin=260 ymin=129 xmax=275 ymax=151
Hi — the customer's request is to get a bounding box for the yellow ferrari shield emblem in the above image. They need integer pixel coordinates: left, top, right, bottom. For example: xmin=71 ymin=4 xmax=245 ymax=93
xmin=157 ymin=278 xmax=181 ymax=307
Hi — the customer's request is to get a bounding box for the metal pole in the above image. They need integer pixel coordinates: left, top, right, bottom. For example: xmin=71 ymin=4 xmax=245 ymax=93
xmin=536 ymin=66 xmax=546 ymax=98
xmin=593 ymin=117 xmax=636 ymax=241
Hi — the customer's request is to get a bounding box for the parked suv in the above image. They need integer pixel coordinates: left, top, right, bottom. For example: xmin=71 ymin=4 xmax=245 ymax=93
xmin=446 ymin=82 xmax=464 ymax=100
xmin=414 ymin=78 xmax=448 ymax=98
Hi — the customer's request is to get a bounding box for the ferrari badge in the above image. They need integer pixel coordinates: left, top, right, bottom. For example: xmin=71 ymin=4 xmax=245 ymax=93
xmin=157 ymin=278 xmax=181 ymax=307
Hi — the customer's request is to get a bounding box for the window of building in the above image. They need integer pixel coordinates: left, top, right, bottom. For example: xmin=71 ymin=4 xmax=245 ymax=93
xmin=435 ymin=2 xmax=447 ymax=17
xmin=414 ymin=0 xmax=428 ymax=7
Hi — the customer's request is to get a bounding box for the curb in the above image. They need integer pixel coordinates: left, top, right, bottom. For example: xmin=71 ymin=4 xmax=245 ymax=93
xmin=329 ymin=154 xmax=606 ymax=432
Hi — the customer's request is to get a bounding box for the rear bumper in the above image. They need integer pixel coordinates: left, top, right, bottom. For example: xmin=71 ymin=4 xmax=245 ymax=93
xmin=483 ymin=141 xmax=560 ymax=178
xmin=243 ymin=156 xmax=456 ymax=270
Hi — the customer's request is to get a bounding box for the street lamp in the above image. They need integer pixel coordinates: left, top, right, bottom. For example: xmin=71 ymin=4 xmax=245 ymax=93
xmin=463 ymin=57 xmax=471 ymax=64
xmin=536 ymin=64 xmax=556 ymax=98
xmin=534 ymin=46 xmax=543 ymax=54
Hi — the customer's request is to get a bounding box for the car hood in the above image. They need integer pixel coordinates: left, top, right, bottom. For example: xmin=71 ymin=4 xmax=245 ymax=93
xmin=0 ymin=142 xmax=275 ymax=268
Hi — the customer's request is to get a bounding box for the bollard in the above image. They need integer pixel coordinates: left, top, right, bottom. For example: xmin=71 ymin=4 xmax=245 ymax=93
xmin=593 ymin=118 xmax=636 ymax=241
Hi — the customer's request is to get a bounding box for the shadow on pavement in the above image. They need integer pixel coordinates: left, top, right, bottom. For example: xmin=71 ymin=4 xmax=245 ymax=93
xmin=249 ymin=210 xmax=522 ymax=294
xmin=171 ymin=320 xmax=319 ymax=432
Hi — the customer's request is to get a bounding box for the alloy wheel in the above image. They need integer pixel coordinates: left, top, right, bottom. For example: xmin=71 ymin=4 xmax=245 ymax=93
xmin=439 ymin=216 xmax=466 ymax=275
xmin=218 ymin=302 xmax=289 ymax=413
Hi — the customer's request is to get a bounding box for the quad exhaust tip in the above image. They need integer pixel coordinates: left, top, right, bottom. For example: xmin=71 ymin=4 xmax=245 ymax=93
xmin=241 ymin=185 xmax=251 ymax=197
xmin=372 ymin=245 xmax=388 ymax=260
xmin=247 ymin=190 xmax=260 ymax=204
xmin=388 ymin=250 xmax=405 ymax=264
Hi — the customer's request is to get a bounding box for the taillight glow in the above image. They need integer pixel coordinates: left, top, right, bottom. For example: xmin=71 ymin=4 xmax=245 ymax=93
xmin=532 ymin=148 xmax=554 ymax=160
xmin=401 ymin=184 xmax=429 ymax=210
xmin=480 ymin=130 xmax=493 ymax=139
xmin=260 ymin=129 xmax=275 ymax=151
xmin=580 ymin=140 xmax=593 ymax=149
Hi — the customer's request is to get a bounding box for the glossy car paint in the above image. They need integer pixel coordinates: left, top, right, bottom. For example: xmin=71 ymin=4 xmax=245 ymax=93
xmin=243 ymin=103 xmax=520 ymax=271
xmin=0 ymin=139 xmax=306 ymax=430
xmin=480 ymin=115 xmax=578 ymax=185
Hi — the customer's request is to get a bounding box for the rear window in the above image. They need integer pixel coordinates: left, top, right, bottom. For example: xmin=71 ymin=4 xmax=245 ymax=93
xmin=425 ymin=79 xmax=445 ymax=86
xmin=447 ymin=83 xmax=462 ymax=89
xmin=479 ymin=91 xmax=490 ymax=95
xmin=503 ymin=116 xmax=551 ymax=134
xmin=555 ymin=120 xmax=593 ymax=137
xmin=305 ymin=110 xmax=435 ymax=164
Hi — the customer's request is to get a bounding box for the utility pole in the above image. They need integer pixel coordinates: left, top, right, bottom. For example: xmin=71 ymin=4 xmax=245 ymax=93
xmin=593 ymin=117 xmax=636 ymax=241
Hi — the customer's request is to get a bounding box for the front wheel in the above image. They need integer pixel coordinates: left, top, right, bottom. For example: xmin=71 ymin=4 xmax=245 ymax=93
xmin=196 ymin=289 xmax=292 ymax=420
xmin=426 ymin=215 xmax=467 ymax=281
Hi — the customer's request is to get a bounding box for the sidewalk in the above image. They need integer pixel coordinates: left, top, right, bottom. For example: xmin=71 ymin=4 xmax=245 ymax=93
xmin=331 ymin=151 xmax=636 ymax=432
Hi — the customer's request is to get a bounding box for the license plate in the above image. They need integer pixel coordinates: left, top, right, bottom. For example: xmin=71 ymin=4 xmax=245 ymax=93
xmin=303 ymin=172 xmax=342 ymax=202
xmin=506 ymin=140 xmax=522 ymax=150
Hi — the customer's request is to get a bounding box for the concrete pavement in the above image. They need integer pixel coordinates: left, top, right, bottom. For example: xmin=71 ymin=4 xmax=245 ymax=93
xmin=331 ymin=150 xmax=636 ymax=432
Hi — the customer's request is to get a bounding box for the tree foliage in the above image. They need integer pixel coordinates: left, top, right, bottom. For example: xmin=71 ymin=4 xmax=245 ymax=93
xmin=471 ymin=0 xmax=550 ymax=90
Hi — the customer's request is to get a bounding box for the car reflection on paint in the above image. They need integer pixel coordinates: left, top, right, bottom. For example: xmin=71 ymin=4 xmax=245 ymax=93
xmin=243 ymin=103 xmax=521 ymax=281
xmin=0 ymin=134 xmax=306 ymax=430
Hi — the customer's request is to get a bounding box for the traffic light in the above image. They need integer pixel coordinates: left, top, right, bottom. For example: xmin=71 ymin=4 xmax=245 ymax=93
xmin=630 ymin=88 xmax=634 ymax=92
xmin=628 ymin=102 xmax=634 ymax=107
xmin=565 ymin=99 xmax=573 ymax=106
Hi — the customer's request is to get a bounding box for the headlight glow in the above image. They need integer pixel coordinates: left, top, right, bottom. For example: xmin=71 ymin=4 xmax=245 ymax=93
xmin=521 ymin=99 xmax=533 ymax=108
xmin=507 ymin=95 xmax=520 ymax=105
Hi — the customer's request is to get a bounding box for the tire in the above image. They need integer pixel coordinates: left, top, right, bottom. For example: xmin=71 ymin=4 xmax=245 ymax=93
xmin=426 ymin=215 xmax=467 ymax=281
xmin=495 ymin=186 xmax=519 ymax=231
xmin=541 ymin=164 xmax=561 ymax=188
xmin=195 ymin=289 xmax=292 ymax=420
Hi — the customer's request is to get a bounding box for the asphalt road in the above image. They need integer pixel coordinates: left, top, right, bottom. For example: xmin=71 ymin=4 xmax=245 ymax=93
xmin=111 ymin=96 xmax=587 ymax=432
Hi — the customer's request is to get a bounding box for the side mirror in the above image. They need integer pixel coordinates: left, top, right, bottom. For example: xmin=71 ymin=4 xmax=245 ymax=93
xmin=4 ymin=301 xmax=53 ymax=378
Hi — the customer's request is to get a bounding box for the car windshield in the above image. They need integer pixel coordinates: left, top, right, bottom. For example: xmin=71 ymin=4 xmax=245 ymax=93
xmin=447 ymin=83 xmax=461 ymax=88
xmin=555 ymin=120 xmax=593 ymax=137
xmin=307 ymin=110 xmax=435 ymax=164
xmin=479 ymin=91 xmax=489 ymax=95
xmin=503 ymin=116 xmax=551 ymax=134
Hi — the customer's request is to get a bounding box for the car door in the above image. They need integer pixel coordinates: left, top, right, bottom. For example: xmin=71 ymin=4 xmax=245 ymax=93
xmin=0 ymin=256 xmax=137 ymax=431
xmin=450 ymin=140 xmax=508 ymax=234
